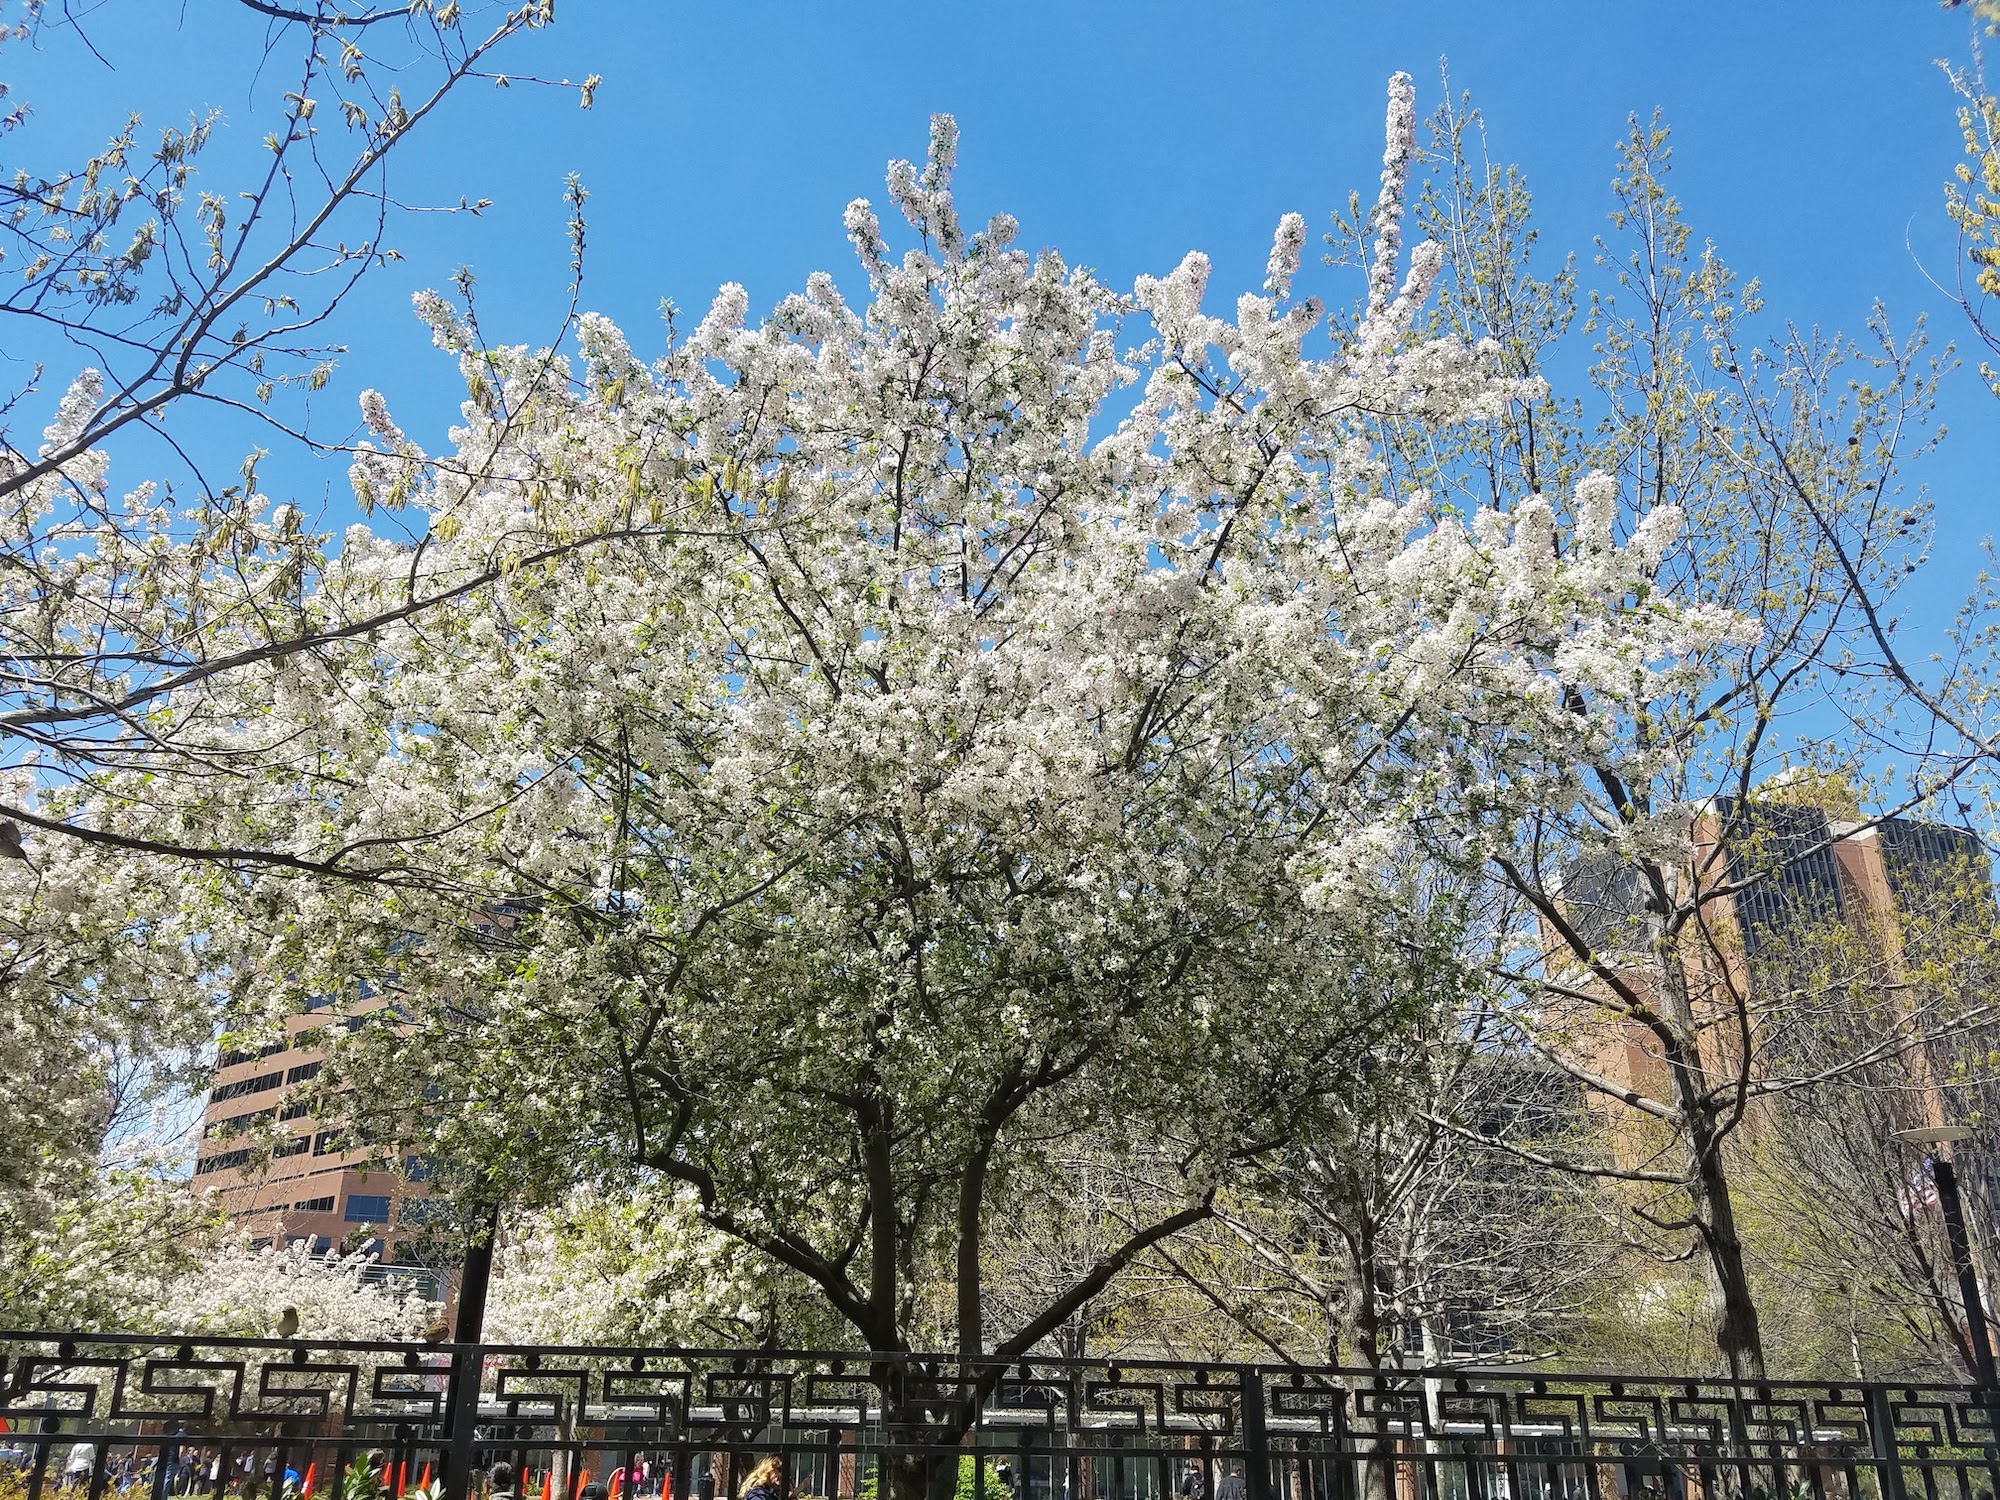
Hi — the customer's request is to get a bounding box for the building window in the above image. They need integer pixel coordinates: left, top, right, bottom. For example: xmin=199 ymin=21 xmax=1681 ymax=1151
xmin=292 ymin=1195 xmax=335 ymax=1213
xmin=206 ymin=1106 xmax=276 ymax=1138
xmin=193 ymin=1148 xmax=253 ymax=1176
xmin=343 ymin=1194 xmax=391 ymax=1224
xmin=273 ymin=1135 xmax=310 ymax=1158
xmin=285 ymin=1060 xmax=322 ymax=1085
xmin=311 ymin=1130 xmax=343 ymax=1156
xmin=279 ymin=1100 xmax=311 ymax=1121
xmin=218 ymin=1041 xmax=286 ymax=1068
xmin=403 ymin=1155 xmax=437 ymax=1182
xmin=212 ymin=1070 xmax=283 ymax=1102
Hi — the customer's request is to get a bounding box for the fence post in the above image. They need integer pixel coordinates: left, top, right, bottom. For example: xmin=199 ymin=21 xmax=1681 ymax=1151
xmin=443 ymin=1342 xmax=485 ymax=1500
xmin=1242 ymin=1368 xmax=1274 ymax=1500
xmin=1866 ymin=1384 xmax=1906 ymax=1500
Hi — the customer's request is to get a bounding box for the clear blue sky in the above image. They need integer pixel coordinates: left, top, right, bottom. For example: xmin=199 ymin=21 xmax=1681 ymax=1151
xmin=13 ymin=2 xmax=1998 ymax=637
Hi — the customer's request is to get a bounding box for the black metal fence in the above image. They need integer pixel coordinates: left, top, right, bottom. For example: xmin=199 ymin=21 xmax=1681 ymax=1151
xmin=2 ymin=1335 xmax=1995 ymax=1500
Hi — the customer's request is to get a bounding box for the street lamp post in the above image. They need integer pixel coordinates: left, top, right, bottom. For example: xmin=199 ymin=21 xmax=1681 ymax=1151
xmin=1895 ymin=1125 xmax=1998 ymax=1389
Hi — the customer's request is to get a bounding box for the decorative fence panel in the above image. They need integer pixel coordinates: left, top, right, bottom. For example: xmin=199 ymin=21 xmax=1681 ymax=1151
xmin=2 ymin=1336 xmax=1995 ymax=1500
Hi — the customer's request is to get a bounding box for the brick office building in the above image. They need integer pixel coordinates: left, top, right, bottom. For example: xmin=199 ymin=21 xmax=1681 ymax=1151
xmin=1556 ymin=785 xmax=1994 ymax=1136
xmin=190 ymin=990 xmax=440 ymax=1288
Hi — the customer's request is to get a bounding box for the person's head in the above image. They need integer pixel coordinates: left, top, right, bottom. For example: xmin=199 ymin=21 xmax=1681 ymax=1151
xmin=488 ymin=1463 xmax=517 ymax=1495
xmin=738 ymin=1458 xmax=784 ymax=1498
xmin=581 ymin=1485 xmax=608 ymax=1500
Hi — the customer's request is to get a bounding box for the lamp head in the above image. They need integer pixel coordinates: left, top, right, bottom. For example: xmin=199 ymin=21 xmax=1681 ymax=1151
xmin=1893 ymin=1125 xmax=1977 ymax=1146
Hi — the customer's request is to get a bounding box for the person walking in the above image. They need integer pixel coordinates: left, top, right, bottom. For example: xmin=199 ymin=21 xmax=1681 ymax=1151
xmin=737 ymin=1457 xmax=784 ymax=1500
xmin=1215 ymin=1465 xmax=1245 ymax=1500
xmin=63 ymin=1443 xmax=95 ymax=1491
xmin=488 ymin=1463 xmax=520 ymax=1500
xmin=1178 ymin=1462 xmax=1205 ymax=1500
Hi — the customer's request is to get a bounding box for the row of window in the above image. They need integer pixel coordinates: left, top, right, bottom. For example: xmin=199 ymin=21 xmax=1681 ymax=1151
xmin=183 ymin=1176 xmax=416 ymax=1227
xmin=194 ymin=1192 xmax=397 ymax=1221
xmin=217 ymin=1039 xmax=287 ymax=1068
xmin=206 ymin=1105 xmax=276 ymax=1139
xmin=339 ymin=1193 xmax=446 ymax=1224
xmin=210 ymin=1048 xmax=316 ymax=1096
xmin=206 ymin=1095 xmax=319 ymax=1140
xmin=249 ymin=1192 xmax=421 ymax=1224
xmin=211 ymin=1070 xmax=282 ymax=1102
xmin=193 ymin=1125 xmax=347 ymax=1172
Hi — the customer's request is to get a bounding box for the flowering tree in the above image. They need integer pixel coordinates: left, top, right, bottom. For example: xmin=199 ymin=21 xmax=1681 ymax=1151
xmin=1945 ymin=0 xmax=2000 ymax=392
xmin=0 ymin=1 xmax=727 ymax=1263
xmin=0 ymin=0 xmax=627 ymax=874
xmin=1338 ymin=84 xmax=2000 ymax=1383
xmin=0 ymin=1137 xmax=219 ymax=1331
xmin=481 ymin=1187 xmax=833 ymax=1348
xmin=156 ymin=1236 xmax=434 ymax=1342
xmin=67 ymin=77 xmax=1723 ymax=1496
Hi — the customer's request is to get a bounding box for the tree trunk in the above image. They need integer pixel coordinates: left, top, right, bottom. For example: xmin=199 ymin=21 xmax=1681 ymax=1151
xmin=452 ymin=1200 xmax=503 ymax=1342
xmin=1335 ymin=1218 xmax=1396 ymax=1500
xmin=958 ymin=1144 xmax=992 ymax=1361
xmin=881 ymin=1356 xmax=965 ymax=1500
xmin=884 ymin=1453 xmax=962 ymax=1500
xmin=1648 ymin=912 xmax=1768 ymax=1382
xmin=1688 ymin=1129 xmax=1767 ymax=1382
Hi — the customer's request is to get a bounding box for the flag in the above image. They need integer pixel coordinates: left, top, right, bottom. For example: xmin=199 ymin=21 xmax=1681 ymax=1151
xmin=1900 ymin=1160 xmax=1942 ymax=1218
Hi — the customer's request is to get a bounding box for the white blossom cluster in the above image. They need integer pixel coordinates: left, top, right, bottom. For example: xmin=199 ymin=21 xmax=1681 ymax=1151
xmin=484 ymin=1187 xmax=781 ymax=1347
xmin=157 ymin=1235 xmax=435 ymax=1343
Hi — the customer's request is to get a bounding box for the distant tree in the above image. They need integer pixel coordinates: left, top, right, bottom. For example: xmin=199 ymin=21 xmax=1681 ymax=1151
xmin=1944 ymin=1 xmax=2000 ymax=393
xmin=1337 ymin=84 xmax=2000 ymax=1382
xmin=159 ymin=1235 xmax=433 ymax=1342
xmin=1741 ymin=854 xmax=2000 ymax=1382
xmin=0 ymin=1128 xmax=219 ymax=1330
xmin=479 ymin=1185 xmax=841 ymax=1348
xmin=973 ymin=1139 xmax=1216 ymax=1363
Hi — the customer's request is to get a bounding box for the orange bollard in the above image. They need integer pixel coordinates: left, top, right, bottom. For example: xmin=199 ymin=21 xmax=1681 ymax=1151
xmin=303 ymin=1465 xmax=317 ymax=1500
